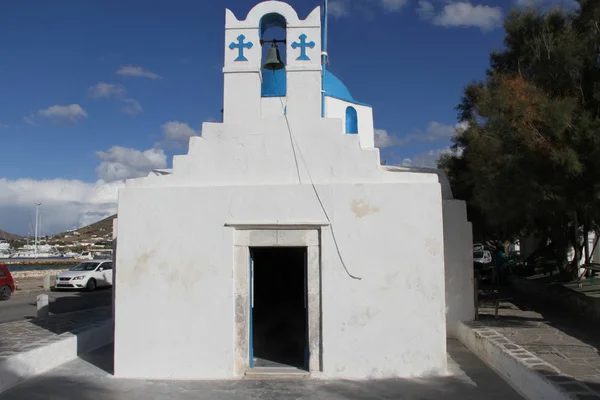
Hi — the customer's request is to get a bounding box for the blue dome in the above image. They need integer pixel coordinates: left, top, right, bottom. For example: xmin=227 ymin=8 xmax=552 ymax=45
xmin=323 ymin=70 xmax=354 ymax=103
xmin=261 ymin=68 xmax=286 ymax=97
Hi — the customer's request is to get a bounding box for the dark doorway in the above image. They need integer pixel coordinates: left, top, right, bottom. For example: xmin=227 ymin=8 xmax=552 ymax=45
xmin=250 ymin=246 xmax=307 ymax=369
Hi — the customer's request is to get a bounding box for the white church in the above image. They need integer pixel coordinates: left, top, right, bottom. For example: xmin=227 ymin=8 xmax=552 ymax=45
xmin=113 ymin=0 xmax=474 ymax=380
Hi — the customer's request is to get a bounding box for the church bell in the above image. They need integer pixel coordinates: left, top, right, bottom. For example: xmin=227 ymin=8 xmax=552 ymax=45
xmin=263 ymin=42 xmax=285 ymax=70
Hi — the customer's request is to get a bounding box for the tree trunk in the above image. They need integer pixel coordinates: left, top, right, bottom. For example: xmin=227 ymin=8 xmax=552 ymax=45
xmin=569 ymin=214 xmax=581 ymax=281
xmin=584 ymin=221 xmax=590 ymax=264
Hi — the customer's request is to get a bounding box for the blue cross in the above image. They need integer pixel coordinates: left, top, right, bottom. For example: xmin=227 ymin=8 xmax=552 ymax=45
xmin=291 ymin=34 xmax=315 ymax=61
xmin=229 ymin=34 xmax=253 ymax=62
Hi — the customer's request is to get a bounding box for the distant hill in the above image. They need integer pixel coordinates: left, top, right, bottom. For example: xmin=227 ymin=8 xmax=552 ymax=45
xmin=0 ymin=229 xmax=21 ymax=241
xmin=76 ymin=215 xmax=117 ymax=236
xmin=52 ymin=214 xmax=117 ymax=244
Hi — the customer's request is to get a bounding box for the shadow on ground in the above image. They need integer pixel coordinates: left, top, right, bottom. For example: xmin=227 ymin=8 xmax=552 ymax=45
xmin=0 ymin=340 xmax=524 ymax=400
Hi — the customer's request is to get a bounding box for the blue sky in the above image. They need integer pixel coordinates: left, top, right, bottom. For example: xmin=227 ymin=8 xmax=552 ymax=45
xmin=0 ymin=0 xmax=578 ymax=235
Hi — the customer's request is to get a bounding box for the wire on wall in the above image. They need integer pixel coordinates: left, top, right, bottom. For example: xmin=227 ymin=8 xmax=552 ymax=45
xmin=270 ymin=70 xmax=362 ymax=280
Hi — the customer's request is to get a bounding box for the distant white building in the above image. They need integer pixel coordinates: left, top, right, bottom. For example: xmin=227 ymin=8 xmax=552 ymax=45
xmin=113 ymin=0 xmax=473 ymax=380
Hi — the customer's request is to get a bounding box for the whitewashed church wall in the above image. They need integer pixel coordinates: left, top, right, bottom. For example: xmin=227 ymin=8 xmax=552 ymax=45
xmin=325 ymin=96 xmax=375 ymax=149
xmin=442 ymin=200 xmax=474 ymax=336
xmin=260 ymin=96 xmax=286 ymax=117
xmin=114 ymin=181 xmax=447 ymax=379
xmin=126 ymin=118 xmax=436 ymax=189
xmin=223 ymin=73 xmax=262 ymax=123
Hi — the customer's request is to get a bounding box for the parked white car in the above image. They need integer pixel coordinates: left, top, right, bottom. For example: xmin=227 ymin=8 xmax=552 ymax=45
xmin=55 ymin=260 xmax=113 ymax=291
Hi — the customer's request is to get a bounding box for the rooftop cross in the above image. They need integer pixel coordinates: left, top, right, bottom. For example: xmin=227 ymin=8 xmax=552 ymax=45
xmin=291 ymin=34 xmax=315 ymax=61
xmin=229 ymin=34 xmax=253 ymax=62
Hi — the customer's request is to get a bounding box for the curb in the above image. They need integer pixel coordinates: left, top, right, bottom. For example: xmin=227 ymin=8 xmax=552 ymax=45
xmin=13 ymin=289 xmax=48 ymax=297
xmin=0 ymin=318 xmax=113 ymax=394
xmin=457 ymin=322 xmax=596 ymax=400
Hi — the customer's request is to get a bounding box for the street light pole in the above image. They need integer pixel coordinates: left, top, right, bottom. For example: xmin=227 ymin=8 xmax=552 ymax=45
xmin=34 ymin=202 xmax=42 ymax=258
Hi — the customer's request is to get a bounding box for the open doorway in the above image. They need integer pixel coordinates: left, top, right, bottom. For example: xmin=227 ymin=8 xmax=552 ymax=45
xmin=250 ymin=246 xmax=307 ymax=370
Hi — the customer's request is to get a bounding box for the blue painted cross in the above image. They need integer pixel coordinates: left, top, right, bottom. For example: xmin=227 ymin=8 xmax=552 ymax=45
xmin=291 ymin=34 xmax=315 ymax=61
xmin=229 ymin=34 xmax=253 ymax=62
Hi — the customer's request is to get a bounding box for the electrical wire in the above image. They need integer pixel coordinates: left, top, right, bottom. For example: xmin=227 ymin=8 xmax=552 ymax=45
xmin=270 ymin=69 xmax=361 ymax=280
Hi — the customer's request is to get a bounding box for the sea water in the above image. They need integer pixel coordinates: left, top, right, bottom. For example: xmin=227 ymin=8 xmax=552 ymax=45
xmin=5 ymin=264 xmax=75 ymax=272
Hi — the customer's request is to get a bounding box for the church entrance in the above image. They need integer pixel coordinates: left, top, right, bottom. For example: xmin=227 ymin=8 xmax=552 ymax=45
xmin=249 ymin=247 xmax=308 ymax=370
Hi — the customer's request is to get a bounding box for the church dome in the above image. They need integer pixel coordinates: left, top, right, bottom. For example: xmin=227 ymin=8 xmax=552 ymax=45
xmin=323 ymin=69 xmax=354 ymax=103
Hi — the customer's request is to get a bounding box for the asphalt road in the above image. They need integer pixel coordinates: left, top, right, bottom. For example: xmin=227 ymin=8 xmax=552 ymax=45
xmin=0 ymin=288 xmax=112 ymax=324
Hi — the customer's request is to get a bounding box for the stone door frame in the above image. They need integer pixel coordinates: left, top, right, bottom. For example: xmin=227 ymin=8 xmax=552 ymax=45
xmin=230 ymin=224 xmax=322 ymax=376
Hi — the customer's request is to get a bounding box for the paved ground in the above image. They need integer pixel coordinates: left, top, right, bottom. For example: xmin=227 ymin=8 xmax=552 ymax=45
xmin=0 ymin=288 xmax=112 ymax=324
xmin=0 ymin=306 xmax=111 ymax=359
xmin=477 ymin=285 xmax=600 ymax=397
xmin=0 ymin=339 xmax=524 ymax=400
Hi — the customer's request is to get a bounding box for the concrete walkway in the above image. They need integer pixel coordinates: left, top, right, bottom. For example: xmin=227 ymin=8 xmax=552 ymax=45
xmin=0 ymin=306 xmax=112 ymax=392
xmin=0 ymin=339 xmax=524 ymax=400
xmin=464 ymin=286 xmax=600 ymax=399
xmin=0 ymin=306 xmax=111 ymax=357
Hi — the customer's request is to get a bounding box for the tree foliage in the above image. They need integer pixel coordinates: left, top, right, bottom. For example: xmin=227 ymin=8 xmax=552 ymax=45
xmin=440 ymin=0 xmax=600 ymax=277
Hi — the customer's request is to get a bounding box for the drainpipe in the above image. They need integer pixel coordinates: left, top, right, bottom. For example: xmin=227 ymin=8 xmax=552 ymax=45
xmin=321 ymin=0 xmax=328 ymax=118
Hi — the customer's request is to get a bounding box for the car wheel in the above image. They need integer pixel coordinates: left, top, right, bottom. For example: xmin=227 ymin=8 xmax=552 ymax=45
xmin=0 ymin=285 xmax=11 ymax=301
xmin=86 ymin=278 xmax=96 ymax=292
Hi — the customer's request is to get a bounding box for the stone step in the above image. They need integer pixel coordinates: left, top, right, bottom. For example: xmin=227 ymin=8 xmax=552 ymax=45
xmin=244 ymin=367 xmax=309 ymax=379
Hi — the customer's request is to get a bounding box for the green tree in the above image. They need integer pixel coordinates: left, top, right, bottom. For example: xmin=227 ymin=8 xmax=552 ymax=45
xmin=440 ymin=0 xmax=600 ymax=279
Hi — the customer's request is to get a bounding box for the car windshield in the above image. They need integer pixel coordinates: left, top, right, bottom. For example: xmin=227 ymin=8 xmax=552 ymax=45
xmin=70 ymin=262 xmax=98 ymax=271
xmin=474 ymin=251 xmax=484 ymax=259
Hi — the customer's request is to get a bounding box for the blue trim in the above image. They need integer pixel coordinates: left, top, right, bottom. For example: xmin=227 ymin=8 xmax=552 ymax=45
xmin=345 ymin=106 xmax=358 ymax=134
xmin=321 ymin=0 xmax=328 ymax=118
xmin=261 ymin=68 xmax=286 ymax=97
xmin=291 ymin=34 xmax=315 ymax=61
xmin=229 ymin=35 xmax=253 ymax=62
xmin=324 ymin=94 xmax=372 ymax=108
xmin=249 ymin=250 xmax=254 ymax=368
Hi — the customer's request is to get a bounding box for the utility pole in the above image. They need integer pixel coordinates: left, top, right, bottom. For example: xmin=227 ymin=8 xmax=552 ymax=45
xmin=35 ymin=202 xmax=42 ymax=258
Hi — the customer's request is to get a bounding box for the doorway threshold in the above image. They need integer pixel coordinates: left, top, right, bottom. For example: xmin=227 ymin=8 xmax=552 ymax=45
xmin=245 ymin=358 xmax=309 ymax=379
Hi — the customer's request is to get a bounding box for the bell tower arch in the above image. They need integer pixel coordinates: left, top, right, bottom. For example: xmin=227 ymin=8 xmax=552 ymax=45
xmin=222 ymin=1 xmax=321 ymax=123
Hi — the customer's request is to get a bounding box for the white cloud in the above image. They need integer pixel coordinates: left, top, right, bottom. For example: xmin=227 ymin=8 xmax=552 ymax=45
xmin=374 ymin=129 xmax=400 ymax=148
xmin=121 ymin=98 xmax=143 ymax=115
xmin=381 ymin=0 xmax=409 ymax=11
xmin=402 ymin=146 xmax=462 ymax=168
xmin=420 ymin=1 xmax=503 ymax=31
xmin=328 ymin=0 xmax=407 ymax=17
xmin=329 ymin=0 xmax=348 ymax=17
xmin=88 ymin=82 xmax=142 ymax=116
xmin=397 ymin=121 xmax=467 ymax=146
xmin=161 ymin=121 xmax=199 ymax=145
xmin=515 ymin=0 xmax=579 ymax=9
xmin=116 ymin=65 xmax=162 ymax=80
xmin=417 ymin=0 xmax=435 ymax=19
xmin=95 ymin=146 xmax=167 ymax=182
xmin=88 ymin=82 xmax=126 ymax=99
xmin=37 ymin=104 xmax=88 ymax=124
xmin=23 ymin=114 xmax=38 ymax=126
xmin=0 ymin=178 xmax=123 ymax=235
xmin=0 ymin=143 xmax=170 ymax=234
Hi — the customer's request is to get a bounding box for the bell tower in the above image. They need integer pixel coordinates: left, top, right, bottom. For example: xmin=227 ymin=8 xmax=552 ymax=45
xmin=222 ymin=1 xmax=322 ymax=123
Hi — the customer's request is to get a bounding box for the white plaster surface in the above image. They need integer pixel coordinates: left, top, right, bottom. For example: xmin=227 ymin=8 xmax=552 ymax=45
xmin=443 ymin=200 xmax=474 ymax=336
xmin=114 ymin=183 xmax=448 ymax=379
xmin=324 ymin=96 xmax=375 ymax=149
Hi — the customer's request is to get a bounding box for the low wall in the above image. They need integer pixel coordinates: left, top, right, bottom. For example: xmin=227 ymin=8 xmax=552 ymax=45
xmin=509 ymin=275 xmax=600 ymax=323
xmin=0 ymin=318 xmax=112 ymax=393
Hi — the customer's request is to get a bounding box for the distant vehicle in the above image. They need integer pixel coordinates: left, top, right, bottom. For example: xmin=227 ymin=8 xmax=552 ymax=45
xmin=92 ymin=250 xmax=112 ymax=259
xmin=0 ymin=264 xmax=17 ymax=300
xmin=474 ymin=250 xmax=492 ymax=264
xmin=55 ymin=260 xmax=113 ymax=291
